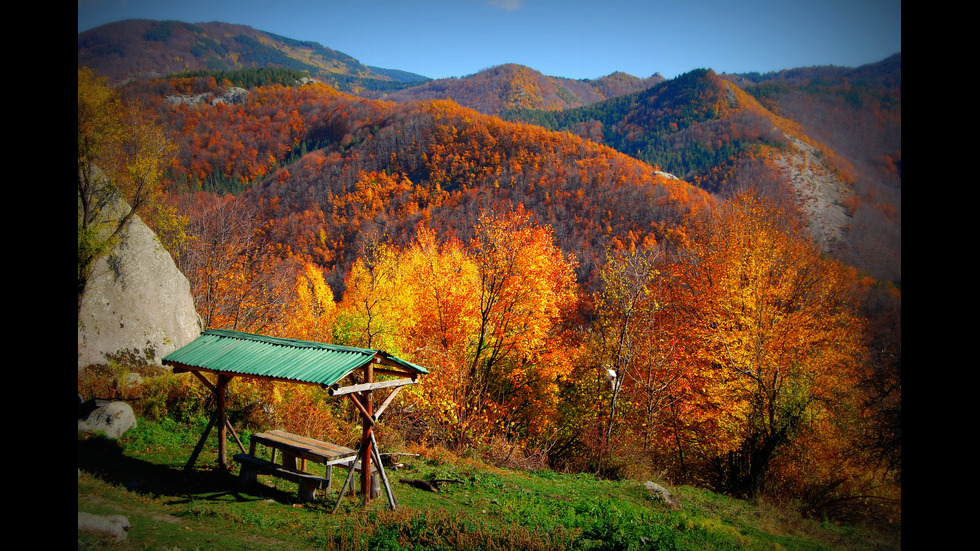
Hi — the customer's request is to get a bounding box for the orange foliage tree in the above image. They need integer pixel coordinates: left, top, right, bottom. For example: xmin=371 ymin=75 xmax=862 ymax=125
xmin=659 ymin=192 xmax=867 ymax=497
xmin=464 ymin=206 xmax=579 ymax=443
xmin=332 ymin=207 xmax=578 ymax=449
xmin=280 ymin=262 xmax=337 ymax=343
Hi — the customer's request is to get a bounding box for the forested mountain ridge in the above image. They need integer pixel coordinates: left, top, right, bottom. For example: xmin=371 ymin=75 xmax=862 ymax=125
xmin=504 ymin=70 xmax=847 ymax=249
xmin=77 ymin=19 xmax=898 ymax=281
xmin=77 ymin=20 xmax=665 ymax=108
xmin=381 ymin=63 xmax=666 ymax=115
xmin=124 ymin=74 xmax=712 ymax=294
xmin=504 ymin=60 xmax=901 ymax=282
xmin=80 ymin=16 xmax=899 ymax=283
xmin=77 ymin=19 xmax=428 ymax=93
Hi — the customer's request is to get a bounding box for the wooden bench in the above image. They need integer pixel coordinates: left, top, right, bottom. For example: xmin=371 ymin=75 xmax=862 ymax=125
xmin=234 ymin=453 xmax=331 ymax=502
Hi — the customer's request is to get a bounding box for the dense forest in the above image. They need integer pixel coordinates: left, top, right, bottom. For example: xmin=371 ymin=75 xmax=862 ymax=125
xmin=78 ymin=40 xmax=900 ymax=525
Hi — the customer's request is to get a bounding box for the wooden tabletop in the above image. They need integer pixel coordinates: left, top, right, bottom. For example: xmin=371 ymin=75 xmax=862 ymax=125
xmin=251 ymin=430 xmax=357 ymax=464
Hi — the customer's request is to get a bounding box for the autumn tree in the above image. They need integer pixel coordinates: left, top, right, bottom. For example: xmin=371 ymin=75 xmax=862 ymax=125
xmin=280 ymin=262 xmax=338 ymax=343
xmin=466 ymin=206 xmax=579 ymax=440
xmin=590 ymin=242 xmax=686 ymax=470
xmin=78 ymin=66 xmax=175 ymax=313
xmin=387 ymin=227 xmax=483 ymax=445
xmin=176 ymin=192 xmax=295 ymax=334
xmin=662 ymin=192 xmax=866 ymax=498
xmin=333 ymin=236 xmax=411 ymax=352
xmin=332 ymin=210 xmax=578 ymax=448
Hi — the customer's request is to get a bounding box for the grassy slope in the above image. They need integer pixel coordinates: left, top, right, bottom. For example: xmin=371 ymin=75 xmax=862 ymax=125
xmin=77 ymin=418 xmax=900 ymax=550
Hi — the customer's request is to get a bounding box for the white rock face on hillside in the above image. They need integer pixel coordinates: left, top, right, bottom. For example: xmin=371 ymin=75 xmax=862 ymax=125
xmin=77 ymin=196 xmax=202 ymax=369
xmin=773 ymin=134 xmax=851 ymax=252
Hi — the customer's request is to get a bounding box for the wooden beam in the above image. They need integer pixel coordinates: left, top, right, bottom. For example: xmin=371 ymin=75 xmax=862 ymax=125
xmin=225 ymin=417 xmax=247 ymax=455
xmin=190 ymin=370 xmax=217 ymax=393
xmin=372 ymin=386 xmax=402 ymax=421
xmin=328 ymin=377 xmax=417 ymax=396
xmin=370 ymin=366 xmax=420 ymax=380
xmin=331 ymin=456 xmax=360 ymax=514
xmin=371 ymin=431 xmax=398 ymax=510
xmin=346 ymin=393 xmax=374 ymax=426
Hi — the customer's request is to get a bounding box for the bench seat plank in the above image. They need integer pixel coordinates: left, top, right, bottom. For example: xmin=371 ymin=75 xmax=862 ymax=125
xmin=234 ymin=453 xmax=330 ymax=502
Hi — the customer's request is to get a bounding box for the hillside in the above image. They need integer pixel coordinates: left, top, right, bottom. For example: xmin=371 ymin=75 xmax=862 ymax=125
xmin=132 ymin=75 xmax=711 ymax=293
xmin=88 ymin=18 xmax=900 ymax=283
xmin=78 ymin=20 xmax=665 ymax=110
xmin=77 ymin=19 xmax=428 ymax=93
xmin=733 ymin=54 xmax=902 ymax=283
xmin=504 ymin=64 xmax=900 ymax=281
xmin=381 ymin=63 xmax=666 ymax=115
xmin=77 ymin=20 xmax=899 ymax=284
xmin=77 ymin=418 xmax=901 ymax=550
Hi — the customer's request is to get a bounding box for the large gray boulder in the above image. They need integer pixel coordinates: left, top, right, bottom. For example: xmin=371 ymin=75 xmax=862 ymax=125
xmin=78 ymin=400 xmax=137 ymax=439
xmin=77 ymin=193 xmax=202 ymax=369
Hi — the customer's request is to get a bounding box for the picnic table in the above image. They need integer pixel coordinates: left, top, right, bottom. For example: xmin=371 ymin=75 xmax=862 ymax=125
xmin=234 ymin=430 xmax=369 ymax=502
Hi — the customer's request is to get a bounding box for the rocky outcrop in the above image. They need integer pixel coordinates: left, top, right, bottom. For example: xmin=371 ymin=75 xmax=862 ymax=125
xmin=77 ymin=193 xmax=202 ymax=369
xmin=773 ymin=135 xmax=851 ymax=251
xmin=165 ymin=86 xmax=250 ymax=106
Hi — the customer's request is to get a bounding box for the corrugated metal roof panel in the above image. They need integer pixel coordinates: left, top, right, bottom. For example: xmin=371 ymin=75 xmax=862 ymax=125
xmin=162 ymin=329 xmax=427 ymax=386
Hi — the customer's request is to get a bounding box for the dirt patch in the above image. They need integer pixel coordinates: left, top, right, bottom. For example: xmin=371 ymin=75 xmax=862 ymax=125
xmin=152 ymin=513 xmax=183 ymax=524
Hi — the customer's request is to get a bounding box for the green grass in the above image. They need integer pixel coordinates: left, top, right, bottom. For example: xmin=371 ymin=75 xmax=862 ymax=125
xmin=78 ymin=419 xmax=900 ymax=550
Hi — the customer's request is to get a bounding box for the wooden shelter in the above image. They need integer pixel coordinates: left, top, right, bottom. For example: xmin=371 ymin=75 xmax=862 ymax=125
xmin=162 ymin=329 xmax=428 ymax=507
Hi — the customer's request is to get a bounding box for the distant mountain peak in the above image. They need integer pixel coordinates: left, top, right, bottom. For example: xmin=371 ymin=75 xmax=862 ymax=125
xmin=78 ymin=19 xmax=419 ymax=94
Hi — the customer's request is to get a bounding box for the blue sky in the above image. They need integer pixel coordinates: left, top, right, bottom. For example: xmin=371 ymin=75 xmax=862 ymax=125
xmin=78 ymin=0 xmax=901 ymax=81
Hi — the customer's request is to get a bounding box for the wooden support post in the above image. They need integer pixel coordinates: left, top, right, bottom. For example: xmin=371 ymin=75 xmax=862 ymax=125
xmin=184 ymin=372 xmax=243 ymax=471
xmin=346 ymin=393 xmax=374 ymax=424
xmin=370 ymin=432 xmax=398 ymax=509
xmin=185 ymin=412 xmax=217 ymax=471
xmin=373 ymin=386 xmax=402 ymax=421
xmin=190 ymin=370 xmax=217 ymax=393
xmin=360 ymin=363 xmax=374 ymax=503
xmin=217 ymin=374 xmax=230 ymax=470
xmin=331 ymin=456 xmax=360 ymax=514
xmin=225 ymin=417 xmax=247 ymax=455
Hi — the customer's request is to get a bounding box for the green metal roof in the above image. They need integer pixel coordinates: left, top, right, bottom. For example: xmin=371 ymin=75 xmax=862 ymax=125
xmin=162 ymin=329 xmax=427 ymax=387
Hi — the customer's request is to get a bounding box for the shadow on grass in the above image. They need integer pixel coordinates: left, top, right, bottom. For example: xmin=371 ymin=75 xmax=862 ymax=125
xmin=77 ymin=434 xmax=298 ymax=505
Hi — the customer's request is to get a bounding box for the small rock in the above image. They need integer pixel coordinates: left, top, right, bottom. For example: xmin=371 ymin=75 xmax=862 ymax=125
xmin=644 ymin=481 xmax=682 ymax=510
xmin=78 ymin=512 xmax=130 ymax=541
